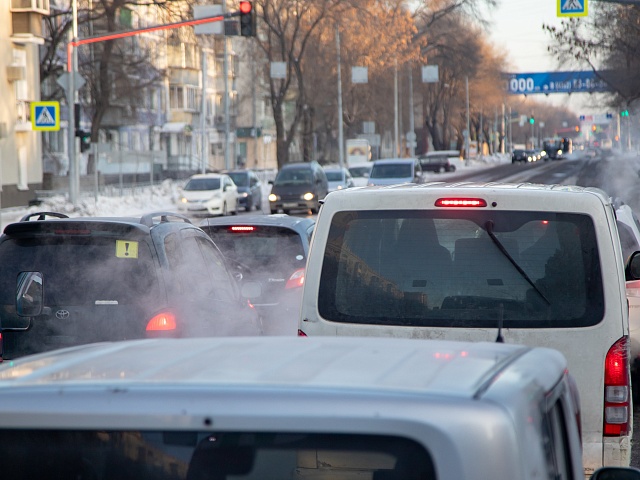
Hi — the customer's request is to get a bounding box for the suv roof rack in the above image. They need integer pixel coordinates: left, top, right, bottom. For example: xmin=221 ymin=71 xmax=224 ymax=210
xmin=139 ymin=212 xmax=192 ymax=227
xmin=19 ymin=212 xmax=70 ymax=222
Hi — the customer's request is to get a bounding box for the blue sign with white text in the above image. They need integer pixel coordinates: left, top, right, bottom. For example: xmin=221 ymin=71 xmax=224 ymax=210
xmin=505 ymin=71 xmax=610 ymax=95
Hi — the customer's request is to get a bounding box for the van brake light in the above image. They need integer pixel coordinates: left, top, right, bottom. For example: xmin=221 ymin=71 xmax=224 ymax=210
xmin=604 ymin=336 xmax=630 ymax=436
xmin=229 ymin=226 xmax=255 ymax=232
xmin=434 ymin=198 xmax=487 ymax=207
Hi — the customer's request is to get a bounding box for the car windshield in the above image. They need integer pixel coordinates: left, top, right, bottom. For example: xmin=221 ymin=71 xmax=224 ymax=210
xmin=184 ymin=178 xmax=221 ymax=191
xmin=349 ymin=166 xmax=371 ymax=177
xmin=228 ymin=173 xmax=248 ymax=187
xmin=0 ymin=430 xmax=434 ymax=480
xmin=319 ymin=210 xmax=603 ymax=329
xmin=370 ymin=164 xmax=412 ymax=179
xmin=274 ymin=168 xmax=312 ymax=185
xmin=325 ymin=170 xmax=344 ymax=181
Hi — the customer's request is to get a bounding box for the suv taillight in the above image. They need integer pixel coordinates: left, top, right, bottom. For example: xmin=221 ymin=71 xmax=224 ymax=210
xmin=285 ymin=268 xmax=305 ymax=289
xmin=604 ymin=336 xmax=630 ymax=436
xmin=298 ymin=330 xmax=307 ymax=337
xmin=146 ymin=312 xmax=177 ymax=332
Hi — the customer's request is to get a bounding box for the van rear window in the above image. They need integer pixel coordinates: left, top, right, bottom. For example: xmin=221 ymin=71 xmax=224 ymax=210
xmin=0 ymin=430 xmax=435 ymax=480
xmin=319 ymin=210 xmax=604 ymax=328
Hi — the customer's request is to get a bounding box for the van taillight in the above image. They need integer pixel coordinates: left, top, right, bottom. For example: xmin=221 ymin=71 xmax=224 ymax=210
xmin=298 ymin=330 xmax=307 ymax=337
xmin=146 ymin=312 xmax=177 ymax=331
xmin=285 ymin=268 xmax=305 ymax=289
xmin=604 ymin=336 xmax=630 ymax=436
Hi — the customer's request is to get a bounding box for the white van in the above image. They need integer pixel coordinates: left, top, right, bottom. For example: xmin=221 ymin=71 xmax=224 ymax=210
xmin=299 ymin=183 xmax=633 ymax=475
xmin=0 ymin=336 xmax=629 ymax=480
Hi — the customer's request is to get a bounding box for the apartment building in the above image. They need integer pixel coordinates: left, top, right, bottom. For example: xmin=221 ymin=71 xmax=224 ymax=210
xmin=0 ymin=0 xmax=48 ymax=208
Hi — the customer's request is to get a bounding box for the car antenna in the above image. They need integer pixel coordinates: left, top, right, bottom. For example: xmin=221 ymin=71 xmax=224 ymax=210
xmin=496 ymin=303 xmax=504 ymax=343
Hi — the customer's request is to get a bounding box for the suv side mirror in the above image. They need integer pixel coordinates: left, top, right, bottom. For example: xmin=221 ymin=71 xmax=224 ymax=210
xmin=626 ymin=251 xmax=640 ymax=281
xmin=16 ymin=271 xmax=44 ymax=317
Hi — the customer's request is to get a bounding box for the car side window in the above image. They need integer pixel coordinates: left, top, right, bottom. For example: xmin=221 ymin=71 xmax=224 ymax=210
xmin=196 ymin=236 xmax=239 ymax=302
xmin=541 ymin=400 xmax=574 ymax=480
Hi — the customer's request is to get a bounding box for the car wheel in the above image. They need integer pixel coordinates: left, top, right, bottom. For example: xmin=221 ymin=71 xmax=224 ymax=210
xmin=255 ymin=198 xmax=262 ymax=211
xmin=283 ymin=209 xmax=291 ymax=215
xmin=439 ymin=166 xmax=446 ymax=173
xmin=270 ymin=209 xmax=278 ymax=214
xmin=222 ymin=202 xmax=228 ymax=216
xmin=232 ymin=199 xmax=239 ymax=215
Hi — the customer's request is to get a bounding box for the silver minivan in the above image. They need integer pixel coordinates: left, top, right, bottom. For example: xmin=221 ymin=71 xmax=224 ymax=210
xmin=1 ymin=336 xmax=630 ymax=480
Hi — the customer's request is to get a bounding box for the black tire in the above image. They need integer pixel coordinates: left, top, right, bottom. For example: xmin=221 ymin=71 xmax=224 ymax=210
xmin=270 ymin=209 xmax=278 ymax=214
xmin=222 ymin=202 xmax=228 ymax=216
xmin=439 ymin=166 xmax=446 ymax=173
xmin=283 ymin=209 xmax=291 ymax=215
xmin=232 ymin=200 xmax=238 ymax=215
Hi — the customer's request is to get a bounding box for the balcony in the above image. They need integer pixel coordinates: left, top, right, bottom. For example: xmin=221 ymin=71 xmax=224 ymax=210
xmin=11 ymin=0 xmax=50 ymax=14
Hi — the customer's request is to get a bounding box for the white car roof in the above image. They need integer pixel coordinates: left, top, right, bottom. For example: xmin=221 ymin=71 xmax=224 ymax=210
xmin=0 ymin=337 xmax=561 ymax=397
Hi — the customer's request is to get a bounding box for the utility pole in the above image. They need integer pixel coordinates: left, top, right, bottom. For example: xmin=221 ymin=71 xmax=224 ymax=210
xmin=223 ymin=1 xmax=231 ymax=169
xmin=200 ymin=50 xmax=208 ymax=174
xmin=408 ymin=66 xmax=415 ymax=157
xmin=394 ymin=60 xmax=399 ymax=157
xmin=336 ymin=27 xmax=344 ymax=169
xmin=67 ymin=0 xmax=79 ymax=205
xmin=251 ymin=48 xmax=257 ymax=168
xmin=465 ymin=76 xmax=470 ymax=161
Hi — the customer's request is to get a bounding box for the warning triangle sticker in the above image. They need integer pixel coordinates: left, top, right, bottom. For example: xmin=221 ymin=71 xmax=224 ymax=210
xmin=36 ymin=107 xmax=55 ymax=126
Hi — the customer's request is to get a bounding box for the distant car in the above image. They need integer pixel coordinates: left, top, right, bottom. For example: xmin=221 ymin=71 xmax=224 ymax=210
xmin=269 ymin=161 xmax=328 ymax=215
xmin=368 ymin=158 xmax=423 ymax=186
xmin=512 ymin=149 xmax=528 ymax=163
xmin=177 ymin=173 xmax=239 ymax=216
xmin=0 ymin=211 xmax=262 ymax=360
xmin=324 ymin=166 xmax=355 ymax=192
xmin=226 ymin=169 xmax=262 ymax=211
xmin=201 ymin=214 xmax=315 ymax=335
xmin=418 ymin=154 xmax=457 ymax=173
xmin=348 ymin=163 xmax=373 ymax=187
xmin=526 ymin=149 xmax=540 ymax=162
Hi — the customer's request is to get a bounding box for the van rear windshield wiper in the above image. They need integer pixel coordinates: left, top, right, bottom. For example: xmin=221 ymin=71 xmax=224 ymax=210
xmin=484 ymin=220 xmax=551 ymax=306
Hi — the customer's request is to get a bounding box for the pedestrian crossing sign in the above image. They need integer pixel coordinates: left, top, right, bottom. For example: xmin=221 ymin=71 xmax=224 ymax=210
xmin=558 ymin=0 xmax=587 ymax=17
xmin=31 ymin=101 xmax=60 ymax=131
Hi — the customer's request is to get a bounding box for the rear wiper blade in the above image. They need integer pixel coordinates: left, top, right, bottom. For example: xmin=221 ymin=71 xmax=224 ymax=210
xmin=484 ymin=220 xmax=551 ymax=306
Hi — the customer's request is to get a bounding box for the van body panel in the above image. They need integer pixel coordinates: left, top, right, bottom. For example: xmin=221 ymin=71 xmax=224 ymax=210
xmin=299 ymin=183 xmax=631 ymax=474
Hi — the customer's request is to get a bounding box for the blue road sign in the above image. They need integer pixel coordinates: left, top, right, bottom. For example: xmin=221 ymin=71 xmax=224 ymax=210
xmin=30 ymin=101 xmax=60 ymax=131
xmin=505 ymin=71 xmax=610 ymax=95
xmin=558 ymin=0 xmax=587 ymax=17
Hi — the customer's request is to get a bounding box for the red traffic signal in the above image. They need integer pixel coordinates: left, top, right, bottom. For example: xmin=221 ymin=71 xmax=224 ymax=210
xmin=239 ymin=1 xmax=255 ymax=36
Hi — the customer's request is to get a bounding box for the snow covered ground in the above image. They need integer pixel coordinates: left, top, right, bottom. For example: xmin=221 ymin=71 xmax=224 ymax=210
xmin=0 ymin=154 xmax=510 ymax=231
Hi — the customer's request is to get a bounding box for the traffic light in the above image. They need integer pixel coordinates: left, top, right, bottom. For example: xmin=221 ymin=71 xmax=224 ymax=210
xmin=621 ymin=110 xmax=629 ymax=117
xmin=239 ymin=1 xmax=255 ymax=37
xmin=529 ymin=116 xmax=535 ymax=125
xmin=76 ymin=129 xmax=91 ymax=153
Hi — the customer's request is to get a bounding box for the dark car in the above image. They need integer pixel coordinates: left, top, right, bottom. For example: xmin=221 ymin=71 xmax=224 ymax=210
xmin=226 ymin=169 xmax=262 ymax=211
xmin=0 ymin=211 xmax=262 ymax=360
xmin=269 ymin=161 xmax=328 ymax=214
xmin=200 ymin=214 xmax=315 ymax=335
xmin=511 ymin=149 xmax=528 ymax=163
xmin=418 ymin=154 xmax=457 ymax=173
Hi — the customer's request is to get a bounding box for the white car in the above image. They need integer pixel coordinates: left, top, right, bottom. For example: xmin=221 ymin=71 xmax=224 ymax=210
xmin=324 ymin=167 xmax=355 ymax=192
xmin=177 ymin=173 xmax=238 ymax=216
xmin=0 ymin=335 xmax=613 ymax=480
xmin=348 ymin=163 xmax=373 ymax=187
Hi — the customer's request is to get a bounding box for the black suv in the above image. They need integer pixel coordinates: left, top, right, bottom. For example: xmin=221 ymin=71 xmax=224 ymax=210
xmin=0 ymin=211 xmax=261 ymax=360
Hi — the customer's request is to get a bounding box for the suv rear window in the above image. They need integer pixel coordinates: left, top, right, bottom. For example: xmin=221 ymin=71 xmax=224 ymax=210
xmin=370 ymin=164 xmax=412 ymax=178
xmin=207 ymin=226 xmax=305 ymax=272
xmin=319 ymin=210 xmax=604 ymax=328
xmin=0 ymin=430 xmax=435 ymax=480
xmin=0 ymin=236 xmax=159 ymax=308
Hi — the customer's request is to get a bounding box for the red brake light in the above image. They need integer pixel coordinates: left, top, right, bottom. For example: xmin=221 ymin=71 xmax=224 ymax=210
xmin=434 ymin=198 xmax=487 ymax=207
xmin=298 ymin=329 xmax=307 ymax=337
xmin=285 ymin=268 xmax=305 ymax=289
xmin=604 ymin=336 xmax=630 ymax=436
xmin=229 ymin=226 xmax=256 ymax=232
xmin=239 ymin=1 xmax=252 ymax=14
xmin=146 ymin=312 xmax=177 ymax=331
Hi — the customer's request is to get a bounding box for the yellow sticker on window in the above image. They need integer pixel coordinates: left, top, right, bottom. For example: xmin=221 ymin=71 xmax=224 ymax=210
xmin=115 ymin=240 xmax=138 ymax=259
